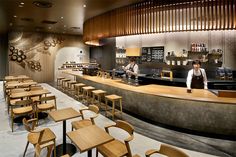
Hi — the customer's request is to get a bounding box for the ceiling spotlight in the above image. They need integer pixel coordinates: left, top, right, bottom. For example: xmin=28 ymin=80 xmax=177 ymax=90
xmin=18 ymin=4 xmax=24 ymax=7
xmin=20 ymin=2 xmax=24 ymax=5
xmin=64 ymin=25 xmax=66 ymax=27
xmin=48 ymin=27 xmax=51 ymax=29
xmin=61 ymin=16 xmax=64 ymax=19
xmin=83 ymin=4 xmax=86 ymax=8
xmin=13 ymin=15 xmax=17 ymax=18
xmin=9 ymin=23 xmax=13 ymax=26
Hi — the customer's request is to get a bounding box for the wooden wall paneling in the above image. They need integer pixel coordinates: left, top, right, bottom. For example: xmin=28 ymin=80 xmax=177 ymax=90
xmin=211 ymin=0 xmax=213 ymax=30
xmin=231 ymin=0 xmax=234 ymax=29
xmin=175 ymin=3 xmax=177 ymax=31
xmin=227 ymin=0 xmax=230 ymax=29
xmin=215 ymin=0 xmax=218 ymax=30
xmin=149 ymin=1 xmax=151 ymax=33
xmin=223 ymin=0 xmax=226 ymax=29
xmin=196 ymin=1 xmax=199 ymax=31
xmin=207 ymin=0 xmax=210 ymax=30
xmin=137 ymin=3 xmax=140 ymax=34
xmin=193 ymin=1 xmax=195 ymax=31
xmin=234 ymin=0 xmax=236 ymax=28
xmin=153 ymin=1 xmax=156 ymax=33
xmin=200 ymin=0 xmax=203 ymax=30
xmin=182 ymin=3 xmax=184 ymax=31
xmin=219 ymin=0 xmax=222 ymax=29
xmin=186 ymin=2 xmax=188 ymax=31
xmin=178 ymin=3 xmax=181 ymax=31
xmin=164 ymin=4 xmax=166 ymax=32
xmin=159 ymin=3 xmax=161 ymax=33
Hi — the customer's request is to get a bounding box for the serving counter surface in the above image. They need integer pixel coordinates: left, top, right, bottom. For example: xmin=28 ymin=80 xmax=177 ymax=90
xmin=63 ymin=70 xmax=236 ymax=105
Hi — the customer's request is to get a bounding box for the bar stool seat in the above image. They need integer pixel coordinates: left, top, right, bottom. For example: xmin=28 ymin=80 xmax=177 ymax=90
xmin=105 ymin=94 xmax=123 ymax=120
xmin=61 ymin=78 xmax=70 ymax=89
xmin=82 ymin=86 xmax=95 ymax=104
xmin=67 ymin=81 xmax=77 ymax=91
xmin=56 ymin=77 xmax=65 ymax=86
xmin=92 ymin=90 xmax=107 ymax=109
xmin=74 ymin=83 xmax=86 ymax=99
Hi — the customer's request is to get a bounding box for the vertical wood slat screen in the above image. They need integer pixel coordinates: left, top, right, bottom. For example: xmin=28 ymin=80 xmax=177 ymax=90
xmin=83 ymin=0 xmax=236 ymax=44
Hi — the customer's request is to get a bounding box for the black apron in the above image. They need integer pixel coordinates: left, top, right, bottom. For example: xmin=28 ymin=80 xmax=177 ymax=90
xmin=126 ymin=64 xmax=136 ymax=79
xmin=191 ymin=69 xmax=204 ymax=89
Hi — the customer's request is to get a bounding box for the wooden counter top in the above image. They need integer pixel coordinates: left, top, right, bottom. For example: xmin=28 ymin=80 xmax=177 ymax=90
xmin=63 ymin=70 xmax=236 ymax=105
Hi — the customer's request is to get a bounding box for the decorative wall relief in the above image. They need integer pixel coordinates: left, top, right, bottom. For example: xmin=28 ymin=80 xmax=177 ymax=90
xmin=8 ymin=33 xmax=64 ymax=72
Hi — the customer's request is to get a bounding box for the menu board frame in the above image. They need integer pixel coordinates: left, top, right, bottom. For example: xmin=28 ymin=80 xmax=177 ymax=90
xmin=141 ymin=46 xmax=164 ymax=63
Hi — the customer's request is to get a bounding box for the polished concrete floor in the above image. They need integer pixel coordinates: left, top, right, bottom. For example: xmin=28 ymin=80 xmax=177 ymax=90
xmin=49 ymin=82 xmax=236 ymax=157
xmin=0 ymin=82 xmax=235 ymax=157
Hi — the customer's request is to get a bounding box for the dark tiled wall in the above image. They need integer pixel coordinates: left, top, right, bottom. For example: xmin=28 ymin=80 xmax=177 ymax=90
xmin=0 ymin=33 xmax=8 ymax=80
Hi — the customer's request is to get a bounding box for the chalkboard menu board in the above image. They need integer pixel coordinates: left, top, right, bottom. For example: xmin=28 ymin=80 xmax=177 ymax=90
xmin=141 ymin=46 xmax=164 ymax=62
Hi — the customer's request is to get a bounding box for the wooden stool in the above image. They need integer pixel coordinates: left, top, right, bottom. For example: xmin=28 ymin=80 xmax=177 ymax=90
xmin=74 ymin=83 xmax=86 ymax=99
xmin=57 ymin=77 xmax=65 ymax=86
xmin=61 ymin=78 xmax=70 ymax=89
xmin=67 ymin=80 xmax=77 ymax=91
xmin=92 ymin=90 xmax=106 ymax=108
xmin=82 ymin=86 xmax=95 ymax=104
xmin=105 ymin=94 xmax=122 ymax=120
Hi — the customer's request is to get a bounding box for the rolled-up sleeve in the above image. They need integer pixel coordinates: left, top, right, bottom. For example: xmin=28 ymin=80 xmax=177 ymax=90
xmin=186 ymin=70 xmax=192 ymax=89
xmin=202 ymin=69 xmax=208 ymax=89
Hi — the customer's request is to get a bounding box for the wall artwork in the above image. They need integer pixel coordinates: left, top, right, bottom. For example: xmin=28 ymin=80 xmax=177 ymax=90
xmin=8 ymin=32 xmax=64 ymax=72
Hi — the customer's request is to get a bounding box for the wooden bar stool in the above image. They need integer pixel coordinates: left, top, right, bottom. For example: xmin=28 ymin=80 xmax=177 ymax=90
xmin=105 ymin=94 xmax=123 ymax=120
xmin=61 ymin=78 xmax=70 ymax=89
xmin=74 ymin=83 xmax=86 ymax=99
xmin=57 ymin=77 xmax=65 ymax=86
xmin=67 ymin=80 xmax=77 ymax=91
xmin=82 ymin=86 xmax=95 ymax=104
xmin=92 ymin=90 xmax=107 ymax=109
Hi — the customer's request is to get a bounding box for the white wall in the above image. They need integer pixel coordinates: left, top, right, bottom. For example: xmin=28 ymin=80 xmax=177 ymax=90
xmin=116 ymin=30 xmax=236 ymax=69
xmin=54 ymin=47 xmax=89 ymax=80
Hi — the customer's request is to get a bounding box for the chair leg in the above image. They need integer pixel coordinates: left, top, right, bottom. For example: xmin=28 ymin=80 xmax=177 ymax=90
xmin=23 ymin=141 xmax=29 ymax=157
xmin=47 ymin=145 xmax=54 ymax=157
xmin=96 ymin=148 xmax=99 ymax=157
xmin=11 ymin=115 xmax=14 ymax=132
xmin=53 ymin=141 xmax=56 ymax=157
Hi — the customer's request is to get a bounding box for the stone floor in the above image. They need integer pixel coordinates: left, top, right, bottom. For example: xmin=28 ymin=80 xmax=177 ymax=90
xmin=0 ymin=82 xmax=235 ymax=157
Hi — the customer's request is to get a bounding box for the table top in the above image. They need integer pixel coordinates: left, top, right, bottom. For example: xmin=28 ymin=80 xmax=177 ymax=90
xmin=92 ymin=90 xmax=107 ymax=94
xmin=67 ymin=125 xmax=114 ymax=153
xmin=49 ymin=107 xmax=81 ymax=122
xmin=6 ymin=81 xmax=38 ymax=89
xmin=5 ymin=75 xmax=30 ymax=81
xmin=82 ymin=86 xmax=95 ymax=90
xmin=10 ymin=89 xmax=50 ymax=99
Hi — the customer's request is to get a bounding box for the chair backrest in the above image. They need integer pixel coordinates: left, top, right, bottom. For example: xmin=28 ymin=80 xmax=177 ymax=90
xmin=115 ymin=120 xmax=134 ymax=135
xmin=88 ymin=105 xmax=99 ymax=114
xmin=22 ymin=118 xmax=37 ymax=132
xmin=159 ymin=144 xmax=189 ymax=157
xmin=40 ymin=95 xmax=56 ymax=102
xmin=15 ymin=99 xmax=33 ymax=106
xmin=11 ymin=88 xmax=26 ymax=93
xmin=30 ymin=86 xmax=43 ymax=91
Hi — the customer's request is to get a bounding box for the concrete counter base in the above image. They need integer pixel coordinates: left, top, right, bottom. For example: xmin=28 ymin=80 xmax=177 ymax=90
xmin=75 ymin=76 xmax=236 ymax=136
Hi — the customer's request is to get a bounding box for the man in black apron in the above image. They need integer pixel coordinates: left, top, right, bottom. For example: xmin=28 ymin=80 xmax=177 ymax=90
xmin=186 ymin=60 xmax=208 ymax=90
xmin=124 ymin=57 xmax=139 ymax=79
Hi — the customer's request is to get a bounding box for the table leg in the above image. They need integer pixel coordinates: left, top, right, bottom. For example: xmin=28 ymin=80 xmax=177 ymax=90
xmin=63 ymin=120 xmax=66 ymax=154
xmin=88 ymin=149 xmax=92 ymax=157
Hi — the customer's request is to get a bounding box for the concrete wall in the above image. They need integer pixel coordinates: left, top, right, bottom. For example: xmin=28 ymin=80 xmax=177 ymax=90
xmin=0 ymin=33 xmax=8 ymax=80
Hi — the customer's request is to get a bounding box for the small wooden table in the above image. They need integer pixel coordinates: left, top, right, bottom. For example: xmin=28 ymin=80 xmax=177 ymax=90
xmin=10 ymin=89 xmax=50 ymax=99
xmin=49 ymin=108 xmax=81 ymax=157
xmin=67 ymin=125 xmax=114 ymax=157
xmin=6 ymin=81 xmax=38 ymax=89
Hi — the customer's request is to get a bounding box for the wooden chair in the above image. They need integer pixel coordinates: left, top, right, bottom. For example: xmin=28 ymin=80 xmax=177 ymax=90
xmin=22 ymin=118 xmax=56 ymax=157
xmin=30 ymin=86 xmax=44 ymax=102
xmin=71 ymin=105 xmax=99 ymax=130
xmin=145 ymin=144 xmax=189 ymax=157
xmin=36 ymin=95 xmax=57 ymax=119
xmin=96 ymin=120 xmax=135 ymax=157
xmin=7 ymin=88 xmax=26 ymax=114
xmin=11 ymin=99 xmax=35 ymax=132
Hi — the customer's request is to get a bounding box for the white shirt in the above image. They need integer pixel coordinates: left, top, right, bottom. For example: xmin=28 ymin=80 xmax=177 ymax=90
xmin=124 ymin=63 xmax=139 ymax=75
xmin=186 ymin=68 xmax=208 ymax=89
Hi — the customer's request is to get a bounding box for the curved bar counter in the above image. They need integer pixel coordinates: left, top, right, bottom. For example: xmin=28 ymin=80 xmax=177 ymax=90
xmin=63 ymin=70 xmax=236 ymax=136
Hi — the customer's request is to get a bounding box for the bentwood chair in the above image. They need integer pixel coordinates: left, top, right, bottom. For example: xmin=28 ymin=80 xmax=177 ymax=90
xmin=7 ymin=88 xmax=26 ymax=114
xmin=22 ymin=118 xmax=56 ymax=157
xmin=96 ymin=120 xmax=135 ymax=157
xmin=71 ymin=105 xmax=99 ymax=130
xmin=11 ymin=99 xmax=35 ymax=132
xmin=145 ymin=144 xmax=189 ymax=157
xmin=36 ymin=95 xmax=57 ymax=119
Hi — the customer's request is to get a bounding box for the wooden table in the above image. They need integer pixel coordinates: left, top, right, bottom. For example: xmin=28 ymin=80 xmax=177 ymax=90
xmin=10 ymin=89 xmax=50 ymax=99
xmin=67 ymin=125 xmax=114 ymax=157
xmin=5 ymin=75 xmax=30 ymax=82
xmin=6 ymin=81 xmax=37 ymax=89
xmin=49 ymin=108 xmax=81 ymax=157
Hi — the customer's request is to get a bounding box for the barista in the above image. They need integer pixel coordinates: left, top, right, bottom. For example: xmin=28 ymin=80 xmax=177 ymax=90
xmin=124 ymin=57 xmax=139 ymax=79
xmin=186 ymin=60 xmax=208 ymax=89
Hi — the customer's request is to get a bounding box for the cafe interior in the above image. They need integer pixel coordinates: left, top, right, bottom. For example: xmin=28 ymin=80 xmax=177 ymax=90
xmin=0 ymin=0 xmax=236 ymax=157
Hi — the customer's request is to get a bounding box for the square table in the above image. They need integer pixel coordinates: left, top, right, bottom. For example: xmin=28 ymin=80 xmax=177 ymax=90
xmin=49 ymin=107 xmax=81 ymax=157
xmin=67 ymin=125 xmax=114 ymax=157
